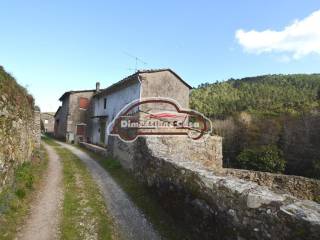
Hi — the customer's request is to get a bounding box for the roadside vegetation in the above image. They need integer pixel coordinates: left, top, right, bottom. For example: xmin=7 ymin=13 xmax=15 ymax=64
xmin=0 ymin=146 xmax=48 ymax=240
xmin=42 ymin=134 xmax=61 ymax=147
xmin=0 ymin=65 xmax=34 ymax=118
xmin=55 ymin=147 xmax=117 ymax=240
xmin=79 ymin=146 xmax=193 ymax=240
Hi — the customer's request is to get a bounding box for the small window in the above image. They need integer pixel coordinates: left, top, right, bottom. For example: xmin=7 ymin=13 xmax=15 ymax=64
xmin=79 ymin=97 xmax=89 ymax=110
xmin=44 ymin=120 xmax=48 ymax=124
xmin=104 ymin=98 xmax=107 ymax=109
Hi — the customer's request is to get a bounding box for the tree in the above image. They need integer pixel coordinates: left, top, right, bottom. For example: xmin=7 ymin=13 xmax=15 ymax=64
xmin=236 ymin=145 xmax=286 ymax=173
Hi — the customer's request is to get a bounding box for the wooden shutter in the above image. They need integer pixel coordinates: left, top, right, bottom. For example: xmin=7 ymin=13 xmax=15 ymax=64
xmin=79 ymin=97 xmax=89 ymax=109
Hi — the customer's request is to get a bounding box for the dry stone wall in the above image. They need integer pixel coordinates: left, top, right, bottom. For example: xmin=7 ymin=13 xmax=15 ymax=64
xmin=0 ymin=67 xmax=41 ymax=192
xmin=224 ymin=168 xmax=320 ymax=202
xmin=108 ymin=135 xmax=223 ymax=171
xmin=108 ymin=135 xmax=320 ymax=240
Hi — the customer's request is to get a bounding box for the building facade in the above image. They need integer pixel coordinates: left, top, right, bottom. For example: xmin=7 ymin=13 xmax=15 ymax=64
xmin=88 ymin=69 xmax=191 ymax=146
xmin=54 ymin=90 xmax=95 ymax=143
xmin=41 ymin=112 xmax=55 ymax=133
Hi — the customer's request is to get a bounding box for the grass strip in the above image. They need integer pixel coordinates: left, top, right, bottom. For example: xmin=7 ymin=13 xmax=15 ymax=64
xmin=55 ymin=147 xmax=116 ymax=240
xmin=41 ymin=135 xmax=61 ymax=147
xmin=0 ymin=145 xmax=48 ymax=240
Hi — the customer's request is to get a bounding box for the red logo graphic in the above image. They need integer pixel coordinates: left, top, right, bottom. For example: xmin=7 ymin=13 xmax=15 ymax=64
xmin=107 ymin=98 xmax=212 ymax=142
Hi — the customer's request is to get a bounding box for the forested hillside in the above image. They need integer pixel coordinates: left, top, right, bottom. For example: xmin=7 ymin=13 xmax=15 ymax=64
xmin=190 ymin=74 xmax=320 ymax=179
xmin=191 ymin=74 xmax=320 ymax=118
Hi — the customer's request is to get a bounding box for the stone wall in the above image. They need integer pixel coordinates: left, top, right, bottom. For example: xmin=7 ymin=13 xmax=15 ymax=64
xmin=68 ymin=91 xmax=94 ymax=143
xmin=55 ymin=91 xmax=94 ymax=143
xmin=108 ymin=135 xmax=223 ymax=171
xmin=80 ymin=142 xmax=108 ymax=156
xmin=41 ymin=112 xmax=55 ymax=133
xmin=224 ymin=168 xmax=320 ymax=202
xmin=0 ymin=67 xmax=40 ymax=192
xmin=54 ymin=97 xmax=68 ymax=139
xmin=108 ymin=135 xmax=320 ymax=240
xmin=34 ymin=110 xmax=41 ymax=148
xmin=108 ymin=136 xmax=136 ymax=170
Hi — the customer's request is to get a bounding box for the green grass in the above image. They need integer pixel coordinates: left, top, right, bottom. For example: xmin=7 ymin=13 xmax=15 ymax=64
xmin=0 ymin=146 xmax=48 ymax=240
xmin=55 ymin=147 xmax=116 ymax=240
xmin=41 ymin=135 xmax=61 ymax=147
xmin=0 ymin=66 xmax=34 ymax=118
xmin=79 ymin=146 xmax=193 ymax=240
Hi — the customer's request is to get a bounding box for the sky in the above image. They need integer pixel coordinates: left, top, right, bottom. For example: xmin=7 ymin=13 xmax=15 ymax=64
xmin=0 ymin=0 xmax=320 ymax=112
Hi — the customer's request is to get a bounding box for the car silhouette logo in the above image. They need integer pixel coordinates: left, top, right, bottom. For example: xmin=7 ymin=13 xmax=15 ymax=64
xmin=107 ymin=97 xmax=212 ymax=142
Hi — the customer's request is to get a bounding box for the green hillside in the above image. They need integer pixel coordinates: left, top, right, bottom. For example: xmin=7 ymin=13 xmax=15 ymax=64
xmin=191 ymin=74 xmax=320 ymax=118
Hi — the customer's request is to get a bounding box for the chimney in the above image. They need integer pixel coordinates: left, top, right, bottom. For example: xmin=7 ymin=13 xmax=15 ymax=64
xmin=96 ymin=82 xmax=100 ymax=92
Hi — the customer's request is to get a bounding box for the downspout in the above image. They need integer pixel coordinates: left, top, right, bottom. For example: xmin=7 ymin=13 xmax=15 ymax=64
xmin=137 ymin=73 xmax=143 ymax=101
xmin=137 ymin=74 xmax=143 ymax=124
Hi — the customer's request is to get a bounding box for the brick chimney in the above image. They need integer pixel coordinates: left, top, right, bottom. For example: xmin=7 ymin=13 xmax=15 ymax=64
xmin=96 ymin=82 xmax=100 ymax=92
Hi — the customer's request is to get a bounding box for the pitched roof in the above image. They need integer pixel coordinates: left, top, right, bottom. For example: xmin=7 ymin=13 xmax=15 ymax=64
xmin=59 ymin=89 xmax=95 ymax=101
xmin=139 ymin=69 xmax=192 ymax=89
xmin=95 ymin=68 xmax=192 ymax=97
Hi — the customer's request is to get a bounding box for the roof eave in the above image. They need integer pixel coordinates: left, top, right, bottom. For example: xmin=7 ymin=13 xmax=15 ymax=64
xmin=138 ymin=68 xmax=193 ymax=89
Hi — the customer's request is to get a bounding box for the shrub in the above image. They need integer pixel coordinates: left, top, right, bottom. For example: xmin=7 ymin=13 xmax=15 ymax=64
xmin=236 ymin=145 xmax=286 ymax=173
xmin=15 ymin=189 xmax=26 ymax=199
xmin=309 ymin=159 xmax=320 ymax=179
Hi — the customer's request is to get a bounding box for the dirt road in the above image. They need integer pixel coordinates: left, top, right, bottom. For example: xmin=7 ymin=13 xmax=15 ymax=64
xmin=57 ymin=142 xmax=161 ymax=240
xmin=17 ymin=143 xmax=63 ymax=240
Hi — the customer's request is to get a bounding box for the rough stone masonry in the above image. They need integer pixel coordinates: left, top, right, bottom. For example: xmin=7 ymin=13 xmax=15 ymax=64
xmin=105 ymin=135 xmax=320 ymax=240
xmin=0 ymin=93 xmax=41 ymax=192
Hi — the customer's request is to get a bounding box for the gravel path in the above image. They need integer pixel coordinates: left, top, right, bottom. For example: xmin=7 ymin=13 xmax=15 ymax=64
xmin=17 ymin=143 xmax=63 ymax=240
xmin=57 ymin=142 xmax=161 ymax=240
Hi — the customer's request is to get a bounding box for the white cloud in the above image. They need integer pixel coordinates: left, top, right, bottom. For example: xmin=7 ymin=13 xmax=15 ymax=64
xmin=235 ymin=10 xmax=320 ymax=60
xmin=277 ymin=55 xmax=291 ymax=63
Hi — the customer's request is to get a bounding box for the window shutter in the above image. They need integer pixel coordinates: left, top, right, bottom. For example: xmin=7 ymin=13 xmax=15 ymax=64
xmin=79 ymin=97 xmax=89 ymax=109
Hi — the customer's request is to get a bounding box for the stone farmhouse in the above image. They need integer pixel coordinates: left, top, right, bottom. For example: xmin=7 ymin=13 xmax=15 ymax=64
xmin=54 ymin=69 xmax=191 ymax=146
xmin=54 ymin=89 xmax=96 ymax=143
xmin=54 ymin=69 xmax=191 ymax=144
xmin=40 ymin=112 xmax=55 ymax=133
xmin=88 ymin=69 xmax=192 ymax=146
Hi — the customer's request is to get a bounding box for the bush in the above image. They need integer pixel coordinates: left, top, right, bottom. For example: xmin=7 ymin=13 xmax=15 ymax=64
xmin=308 ymin=159 xmax=320 ymax=179
xmin=236 ymin=145 xmax=286 ymax=173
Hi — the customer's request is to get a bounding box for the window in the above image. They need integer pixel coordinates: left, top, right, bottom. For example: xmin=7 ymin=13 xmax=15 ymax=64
xmin=104 ymin=98 xmax=107 ymax=109
xmin=44 ymin=120 xmax=48 ymax=124
xmin=79 ymin=97 xmax=89 ymax=110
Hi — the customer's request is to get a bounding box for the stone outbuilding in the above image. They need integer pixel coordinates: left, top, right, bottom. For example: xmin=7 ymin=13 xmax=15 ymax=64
xmin=54 ymin=90 xmax=96 ymax=143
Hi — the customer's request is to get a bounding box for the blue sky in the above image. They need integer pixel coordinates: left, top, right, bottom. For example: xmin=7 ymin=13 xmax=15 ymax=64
xmin=1 ymin=0 xmax=320 ymax=111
